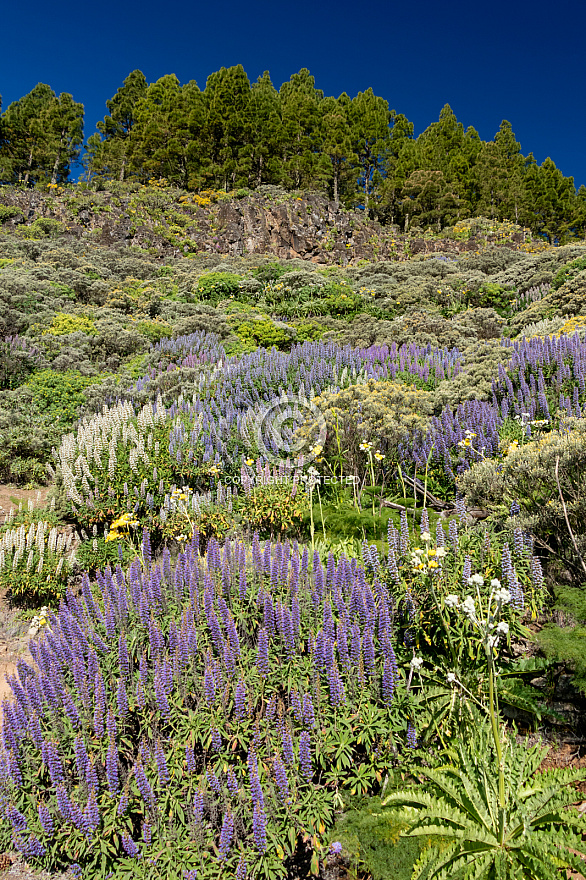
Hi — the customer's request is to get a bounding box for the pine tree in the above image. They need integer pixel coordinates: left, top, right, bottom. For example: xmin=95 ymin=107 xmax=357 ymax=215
xmin=0 ymin=84 xmax=56 ymax=185
xmin=524 ymin=156 xmax=580 ymax=243
xmin=320 ymin=94 xmax=357 ymax=205
xmin=401 ymin=168 xmax=459 ymax=231
xmin=348 ymin=87 xmax=391 ymax=204
xmin=239 ymin=71 xmax=282 ymax=188
xmin=86 ymin=70 xmax=147 ymax=181
xmin=203 ymin=65 xmax=251 ymax=190
xmin=377 ymin=113 xmax=415 ymax=225
xmin=476 ymin=121 xmax=525 ymax=222
xmin=128 ymin=75 xmax=203 ymax=187
xmin=44 ymin=92 xmax=84 ymax=185
xmin=413 ymin=105 xmax=478 ymax=219
xmin=279 ymin=69 xmax=325 ymax=191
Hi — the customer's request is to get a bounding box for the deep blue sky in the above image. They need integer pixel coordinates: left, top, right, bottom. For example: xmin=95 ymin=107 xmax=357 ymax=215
xmin=1 ymin=0 xmax=585 ymax=188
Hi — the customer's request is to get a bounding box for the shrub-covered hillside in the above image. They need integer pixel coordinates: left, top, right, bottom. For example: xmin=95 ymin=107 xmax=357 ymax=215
xmin=1 ymin=180 xmax=586 ymax=880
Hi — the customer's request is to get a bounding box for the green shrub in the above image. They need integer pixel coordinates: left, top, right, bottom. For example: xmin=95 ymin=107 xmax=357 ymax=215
xmin=552 ymin=255 xmax=586 ymax=289
xmin=251 ymin=262 xmax=289 ymax=283
xmin=463 ymin=281 xmax=516 ymax=316
xmin=25 ymin=370 xmax=97 ymax=427
xmin=292 ymin=321 xmax=327 ymax=342
xmin=135 ymin=320 xmax=173 ymax=344
xmin=239 ymin=480 xmax=309 ymax=537
xmin=35 ymin=313 xmax=97 ymax=337
xmin=311 ymin=380 xmax=434 ymax=479
xmin=433 ymin=340 xmax=512 ymax=408
xmin=0 ymin=205 xmax=21 ymax=223
xmin=195 ymin=272 xmax=243 ymax=304
xmin=233 ymin=318 xmax=293 ymax=352
xmin=20 ymin=218 xmax=65 ymax=239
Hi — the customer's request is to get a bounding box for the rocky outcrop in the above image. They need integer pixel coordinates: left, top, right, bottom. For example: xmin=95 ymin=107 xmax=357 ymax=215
xmin=0 ymin=186 xmax=523 ymax=263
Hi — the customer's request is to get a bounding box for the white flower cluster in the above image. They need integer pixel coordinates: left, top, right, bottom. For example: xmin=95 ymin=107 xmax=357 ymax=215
xmin=0 ymin=521 xmax=73 ymax=575
xmin=460 ymin=596 xmax=477 ymax=620
xmin=57 ymin=396 xmax=171 ymax=506
xmin=27 ymin=607 xmax=51 ymax=637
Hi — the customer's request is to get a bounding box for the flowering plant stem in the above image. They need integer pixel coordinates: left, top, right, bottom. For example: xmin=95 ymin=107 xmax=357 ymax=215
xmin=316 ymin=483 xmax=326 ymax=542
xmin=488 ymin=650 xmax=507 ymax=840
xmin=422 ymin=445 xmax=434 ymax=513
xmin=367 ymin=449 xmax=376 ymax=519
xmin=309 ymin=484 xmax=315 ymax=556
xmin=428 ymin=578 xmax=457 ymax=669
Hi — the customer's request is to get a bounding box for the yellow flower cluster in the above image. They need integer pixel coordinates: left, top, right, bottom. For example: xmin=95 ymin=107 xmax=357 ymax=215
xmin=105 ymin=512 xmax=139 ymax=543
xmin=505 ymin=439 xmax=519 ymax=455
xmin=555 ymin=316 xmax=586 ymax=337
xmin=410 ymin=537 xmax=447 ymax=573
xmin=458 ymin=431 xmax=477 ymax=449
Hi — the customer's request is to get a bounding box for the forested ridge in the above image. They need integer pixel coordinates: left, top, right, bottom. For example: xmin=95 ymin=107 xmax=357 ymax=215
xmin=1 ymin=66 xmax=585 ymax=243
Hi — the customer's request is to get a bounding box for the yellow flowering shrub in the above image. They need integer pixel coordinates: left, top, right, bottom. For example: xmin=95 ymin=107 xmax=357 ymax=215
xmin=37 ymin=312 xmax=96 ymax=336
xmin=309 ymin=379 xmax=435 ymax=478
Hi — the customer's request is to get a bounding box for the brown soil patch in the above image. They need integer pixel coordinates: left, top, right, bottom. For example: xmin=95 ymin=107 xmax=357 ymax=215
xmin=0 ymin=485 xmax=51 ymax=525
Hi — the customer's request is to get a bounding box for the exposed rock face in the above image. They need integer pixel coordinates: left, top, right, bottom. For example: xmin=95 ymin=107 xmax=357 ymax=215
xmin=0 ymin=187 xmax=520 ymax=263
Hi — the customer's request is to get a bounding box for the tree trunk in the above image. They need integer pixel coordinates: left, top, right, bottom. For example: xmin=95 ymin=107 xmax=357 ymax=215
xmin=119 ymin=151 xmax=127 ymax=182
xmin=51 ymin=131 xmax=66 ymax=186
xmin=333 ymin=168 xmax=339 ymax=206
xmin=364 ymin=164 xmax=369 ymax=201
xmin=257 ymin=154 xmax=263 ymax=188
xmin=23 ymin=148 xmax=34 ymax=187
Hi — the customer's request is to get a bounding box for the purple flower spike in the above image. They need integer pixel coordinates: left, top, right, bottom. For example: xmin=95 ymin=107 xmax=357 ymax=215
xmin=193 ymin=789 xmax=205 ymax=825
xmin=273 ymin=753 xmax=290 ymax=804
xmin=106 ymin=741 xmax=120 ymax=796
xmin=302 ymin=693 xmax=316 ymax=729
xmin=154 ymin=739 xmax=170 ymax=785
xmin=218 ymin=809 xmax=234 ymax=860
xmin=234 ymin=679 xmax=247 ymax=720
xmin=407 ymin=721 xmax=417 ymax=749
xmin=299 ymin=731 xmax=313 ymax=781
xmin=38 ymin=803 xmax=54 ymax=836
xmin=256 ymin=628 xmax=269 ymax=678
xmin=204 ymin=665 xmax=216 ymax=708
xmin=84 ymin=789 xmax=100 ymax=835
xmin=226 ymin=766 xmax=239 ymax=794
xmin=142 ymin=822 xmax=152 ymax=846
xmin=252 ymin=801 xmax=267 ymax=853
xmin=211 ymin=728 xmax=222 ymax=752
xmin=121 ymin=832 xmax=141 ymax=858
xmin=134 ymin=759 xmax=156 ymax=812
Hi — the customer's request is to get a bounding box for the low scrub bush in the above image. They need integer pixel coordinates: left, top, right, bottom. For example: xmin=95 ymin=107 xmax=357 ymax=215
xmin=458 ymin=417 xmax=586 ymax=581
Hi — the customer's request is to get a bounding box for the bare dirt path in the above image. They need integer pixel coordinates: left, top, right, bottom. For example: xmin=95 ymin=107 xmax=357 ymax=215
xmin=0 ymin=486 xmax=51 ymax=522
